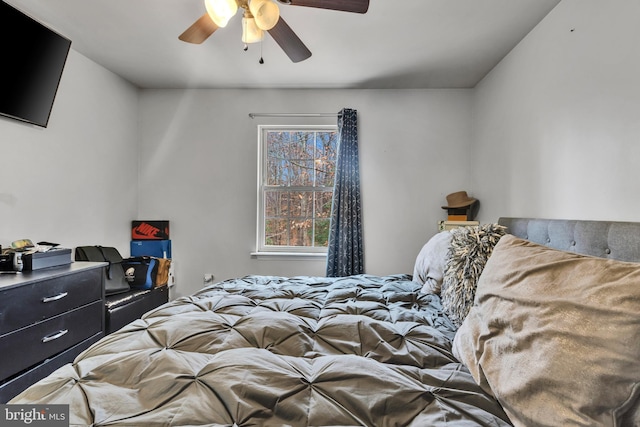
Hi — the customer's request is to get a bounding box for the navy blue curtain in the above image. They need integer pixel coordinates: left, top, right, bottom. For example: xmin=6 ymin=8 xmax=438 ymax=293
xmin=326 ymin=108 xmax=364 ymax=277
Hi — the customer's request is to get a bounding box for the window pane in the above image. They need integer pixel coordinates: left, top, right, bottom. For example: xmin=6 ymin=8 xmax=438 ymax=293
xmin=265 ymin=219 xmax=289 ymax=246
xmin=289 ymin=160 xmax=314 ymax=186
xmin=266 ymin=156 xmax=287 ymax=186
xmin=315 ymin=161 xmax=335 ymax=187
xmin=315 ymin=192 xmax=333 ymax=218
xmin=289 ymin=219 xmax=312 ymax=246
xmin=265 ymin=191 xmax=289 ymax=217
xmin=315 ymin=132 xmax=337 ymax=187
xmin=316 ymin=132 xmax=337 ymax=160
xmin=314 ymin=219 xmax=331 ymax=247
xmin=266 ymin=132 xmax=289 ymax=186
xmin=291 ymin=132 xmax=313 ymax=160
xmin=289 ymin=191 xmax=313 ymax=218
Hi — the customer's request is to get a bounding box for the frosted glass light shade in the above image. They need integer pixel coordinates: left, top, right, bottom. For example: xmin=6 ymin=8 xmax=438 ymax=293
xmin=242 ymin=17 xmax=264 ymax=43
xmin=249 ymin=0 xmax=279 ymax=30
xmin=204 ymin=0 xmax=238 ymax=27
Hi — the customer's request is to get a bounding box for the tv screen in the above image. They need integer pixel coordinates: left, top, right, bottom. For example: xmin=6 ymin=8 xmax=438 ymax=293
xmin=0 ymin=1 xmax=71 ymax=128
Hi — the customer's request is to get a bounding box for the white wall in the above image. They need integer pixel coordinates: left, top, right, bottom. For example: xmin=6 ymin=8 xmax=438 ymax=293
xmin=138 ymin=89 xmax=473 ymax=297
xmin=472 ymin=0 xmax=640 ymax=223
xmin=11 ymin=0 xmax=638 ymax=300
xmin=0 ymin=50 xmax=139 ymax=252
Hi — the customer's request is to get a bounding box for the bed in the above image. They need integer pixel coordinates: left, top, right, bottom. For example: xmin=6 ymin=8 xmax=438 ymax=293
xmin=9 ymin=218 xmax=640 ymax=426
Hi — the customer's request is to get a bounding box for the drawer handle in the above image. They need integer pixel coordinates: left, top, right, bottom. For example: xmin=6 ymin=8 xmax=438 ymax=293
xmin=42 ymin=292 xmax=68 ymax=303
xmin=42 ymin=329 xmax=69 ymax=343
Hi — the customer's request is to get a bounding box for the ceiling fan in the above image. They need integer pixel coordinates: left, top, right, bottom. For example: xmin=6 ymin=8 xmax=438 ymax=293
xmin=178 ymin=0 xmax=370 ymax=63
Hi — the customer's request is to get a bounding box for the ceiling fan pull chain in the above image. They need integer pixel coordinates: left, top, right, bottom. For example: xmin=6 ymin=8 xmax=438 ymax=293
xmin=243 ymin=15 xmax=249 ymax=51
xmin=259 ymin=39 xmax=265 ymax=64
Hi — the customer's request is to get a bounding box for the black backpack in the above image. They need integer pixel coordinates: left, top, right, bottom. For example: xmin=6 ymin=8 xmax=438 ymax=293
xmin=75 ymin=246 xmax=131 ymax=295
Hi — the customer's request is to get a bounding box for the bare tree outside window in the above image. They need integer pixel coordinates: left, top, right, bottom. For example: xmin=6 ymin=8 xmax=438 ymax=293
xmin=258 ymin=127 xmax=338 ymax=252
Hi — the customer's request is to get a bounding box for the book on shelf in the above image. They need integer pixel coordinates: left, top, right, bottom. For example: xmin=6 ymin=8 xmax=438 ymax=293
xmin=446 ymin=207 xmax=474 ymax=221
xmin=446 ymin=208 xmax=468 ymax=215
xmin=438 ymin=220 xmax=480 ymax=231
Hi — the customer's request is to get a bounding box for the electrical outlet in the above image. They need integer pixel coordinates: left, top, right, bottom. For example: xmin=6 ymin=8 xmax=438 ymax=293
xmin=203 ymin=273 xmax=215 ymax=284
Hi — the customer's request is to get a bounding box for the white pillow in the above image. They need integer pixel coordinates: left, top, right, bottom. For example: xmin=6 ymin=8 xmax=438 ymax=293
xmin=412 ymin=231 xmax=452 ymax=294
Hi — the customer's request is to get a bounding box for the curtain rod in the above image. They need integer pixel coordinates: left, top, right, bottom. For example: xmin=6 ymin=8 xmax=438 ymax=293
xmin=248 ymin=112 xmax=340 ymax=119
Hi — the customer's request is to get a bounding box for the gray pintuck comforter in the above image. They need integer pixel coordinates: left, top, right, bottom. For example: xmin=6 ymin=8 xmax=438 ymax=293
xmin=12 ymin=274 xmax=512 ymax=426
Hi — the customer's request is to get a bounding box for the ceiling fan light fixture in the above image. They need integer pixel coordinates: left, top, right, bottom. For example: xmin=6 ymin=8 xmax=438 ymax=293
xmin=242 ymin=17 xmax=264 ymax=43
xmin=204 ymin=0 xmax=238 ymax=27
xmin=180 ymin=0 xmax=370 ymax=62
xmin=249 ymin=0 xmax=280 ymax=30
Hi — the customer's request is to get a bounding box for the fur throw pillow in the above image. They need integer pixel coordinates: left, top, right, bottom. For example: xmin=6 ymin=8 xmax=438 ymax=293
xmin=441 ymin=223 xmax=507 ymax=327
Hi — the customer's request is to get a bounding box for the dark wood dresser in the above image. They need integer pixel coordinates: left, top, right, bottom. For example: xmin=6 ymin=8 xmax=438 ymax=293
xmin=0 ymin=262 xmax=106 ymax=402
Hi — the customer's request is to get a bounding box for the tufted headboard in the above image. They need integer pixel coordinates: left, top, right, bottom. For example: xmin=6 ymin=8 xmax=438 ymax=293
xmin=497 ymin=217 xmax=640 ymax=263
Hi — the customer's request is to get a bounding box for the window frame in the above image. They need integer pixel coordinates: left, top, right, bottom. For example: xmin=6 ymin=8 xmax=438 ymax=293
xmin=255 ymin=124 xmax=338 ymax=255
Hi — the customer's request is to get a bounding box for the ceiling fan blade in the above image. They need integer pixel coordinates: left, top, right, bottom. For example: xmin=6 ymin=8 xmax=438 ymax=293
xmin=178 ymin=13 xmax=219 ymax=44
xmin=280 ymin=0 xmax=369 ymax=14
xmin=268 ymin=17 xmax=312 ymax=63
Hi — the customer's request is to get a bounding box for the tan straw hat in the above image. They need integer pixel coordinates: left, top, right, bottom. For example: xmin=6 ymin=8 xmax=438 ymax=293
xmin=441 ymin=191 xmax=477 ymax=209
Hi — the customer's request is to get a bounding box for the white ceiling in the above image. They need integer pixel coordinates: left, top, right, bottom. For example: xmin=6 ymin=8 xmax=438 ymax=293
xmin=6 ymin=0 xmax=561 ymax=89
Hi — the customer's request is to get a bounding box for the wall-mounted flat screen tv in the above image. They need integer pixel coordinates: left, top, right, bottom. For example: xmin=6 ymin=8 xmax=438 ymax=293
xmin=0 ymin=1 xmax=71 ymax=128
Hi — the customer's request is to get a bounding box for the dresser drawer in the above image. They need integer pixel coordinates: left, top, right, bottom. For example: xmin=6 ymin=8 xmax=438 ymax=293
xmin=0 ymin=267 xmax=102 ymax=335
xmin=0 ymin=300 xmax=103 ymax=381
xmin=0 ymin=332 xmax=103 ymax=403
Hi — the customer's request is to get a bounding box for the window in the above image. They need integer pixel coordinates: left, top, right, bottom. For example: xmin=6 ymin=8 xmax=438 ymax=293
xmin=257 ymin=125 xmax=338 ymax=254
